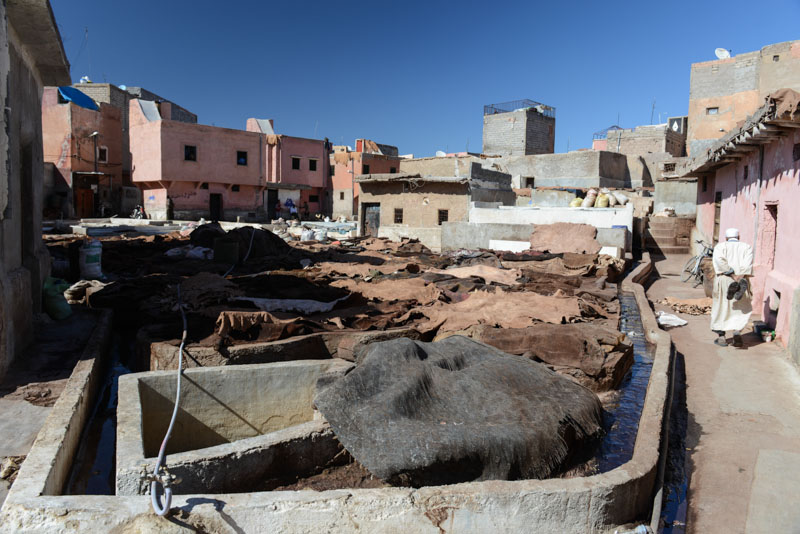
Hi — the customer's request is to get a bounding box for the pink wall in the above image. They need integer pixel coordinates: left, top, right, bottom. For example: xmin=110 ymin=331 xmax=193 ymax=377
xmin=42 ymin=87 xmax=123 ymax=186
xmin=696 ymin=129 xmax=800 ymax=343
xmin=129 ymin=100 xmax=332 ymax=218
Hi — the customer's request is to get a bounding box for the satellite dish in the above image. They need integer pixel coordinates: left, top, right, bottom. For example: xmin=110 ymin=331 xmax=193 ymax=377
xmin=119 ymin=84 xmax=127 ymax=90
xmin=435 ymin=150 xmax=446 ymax=157
xmin=715 ymin=48 xmax=731 ymax=59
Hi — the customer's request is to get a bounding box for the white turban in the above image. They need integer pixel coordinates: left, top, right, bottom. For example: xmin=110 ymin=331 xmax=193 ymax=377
xmin=725 ymin=228 xmax=740 ymax=239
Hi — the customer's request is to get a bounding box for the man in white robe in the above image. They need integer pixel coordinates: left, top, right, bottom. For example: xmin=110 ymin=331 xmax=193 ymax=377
xmin=710 ymin=228 xmax=754 ymax=347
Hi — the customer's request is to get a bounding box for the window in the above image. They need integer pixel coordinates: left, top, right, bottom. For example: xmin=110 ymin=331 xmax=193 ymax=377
xmin=291 ymin=157 xmax=300 ymax=170
xmin=394 ymin=208 xmax=403 ymax=224
xmin=663 ymin=163 xmax=676 ymax=173
xmin=706 ymin=107 xmax=719 ymax=115
xmin=237 ymin=151 xmax=247 ymax=166
xmin=339 ymin=192 xmax=345 ymax=200
xmin=524 ymin=177 xmax=534 ymax=187
xmin=363 ymin=164 xmax=370 ymax=174
xmin=793 ymin=143 xmax=800 ymax=162
xmin=437 ymin=209 xmax=448 ymax=225
xmin=232 ymin=184 xmax=240 ymax=192
xmin=773 ymin=55 xmax=780 ymax=62
xmin=97 ymin=146 xmax=108 ymax=163
xmin=309 ymin=159 xmax=317 ymax=171
xmin=330 ymin=165 xmax=335 ymax=176
xmin=309 ymin=195 xmax=319 ymax=203
xmin=390 ymin=167 xmax=397 ymax=174
xmin=185 ymin=145 xmax=197 ymax=161
xmin=200 ymin=182 xmax=209 ymax=189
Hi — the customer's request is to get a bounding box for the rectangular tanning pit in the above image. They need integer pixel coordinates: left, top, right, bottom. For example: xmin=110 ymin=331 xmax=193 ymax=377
xmin=116 ymin=359 xmax=353 ymax=495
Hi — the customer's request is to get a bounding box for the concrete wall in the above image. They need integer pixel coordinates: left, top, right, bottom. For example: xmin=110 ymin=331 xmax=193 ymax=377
xmin=687 ymin=41 xmax=800 ymax=156
xmin=469 ymin=203 xmax=634 ymax=232
xmin=498 ymin=150 xmax=630 ymax=189
xmin=605 ymin=124 xmax=686 ymax=158
xmin=358 ymin=181 xmax=470 ymax=229
xmin=653 ymin=180 xmax=698 ymax=216
xmin=482 ymin=109 xmax=555 ymax=156
xmin=515 ymin=189 xmax=577 ymax=207
xmin=0 ymin=3 xmax=69 ymax=380
xmin=695 ymin=129 xmax=800 ymax=344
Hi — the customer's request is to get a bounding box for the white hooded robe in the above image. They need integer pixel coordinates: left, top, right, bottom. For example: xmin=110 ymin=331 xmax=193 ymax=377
xmin=710 ymin=239 xmax=754 ymax=332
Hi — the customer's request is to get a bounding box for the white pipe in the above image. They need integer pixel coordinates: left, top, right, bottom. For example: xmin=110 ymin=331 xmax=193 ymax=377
xmin=150 ymin=284 xmax=187 ymax=516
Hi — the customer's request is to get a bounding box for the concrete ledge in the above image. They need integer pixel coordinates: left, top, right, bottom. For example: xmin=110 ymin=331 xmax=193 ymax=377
xmin=0 ymin=257 xmax=673 ymax=533
xmin=2 ymin=310 xmax=112 ymax=498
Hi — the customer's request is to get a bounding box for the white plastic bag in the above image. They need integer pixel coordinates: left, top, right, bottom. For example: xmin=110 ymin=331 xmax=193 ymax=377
xmin=300 ymin=229 xmax=315 ymax=241
xmin=656 ymin=311 xmax=687 ymax=327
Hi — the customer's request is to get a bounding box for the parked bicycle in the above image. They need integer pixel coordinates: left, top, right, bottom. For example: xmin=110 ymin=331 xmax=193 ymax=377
xmin=681 ymin=240 xmax=714 ymax=287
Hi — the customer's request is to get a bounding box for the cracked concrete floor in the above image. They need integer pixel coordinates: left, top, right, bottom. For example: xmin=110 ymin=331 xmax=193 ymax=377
xmin=648 ymin=255 xmax=800 ymax=534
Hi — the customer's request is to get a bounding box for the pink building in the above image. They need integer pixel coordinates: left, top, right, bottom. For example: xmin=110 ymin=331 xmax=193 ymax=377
xmin=42 ymin=86 xmax=124 ymax=218
xmin=331 ymin=139 xmax=400 ymax=219
xmin=682 ymin=89 xmax=800 ymax=356
xmin=129 ymin=100 xmax=330 ymax=221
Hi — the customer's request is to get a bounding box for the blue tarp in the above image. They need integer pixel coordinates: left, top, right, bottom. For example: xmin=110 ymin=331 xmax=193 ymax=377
xmin=58 ymin=86 xmax=99 ymax=111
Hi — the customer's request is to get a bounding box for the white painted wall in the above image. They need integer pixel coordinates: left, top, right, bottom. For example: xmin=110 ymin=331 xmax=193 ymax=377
xmin=469 ymin=204 xmax=634 ymax=232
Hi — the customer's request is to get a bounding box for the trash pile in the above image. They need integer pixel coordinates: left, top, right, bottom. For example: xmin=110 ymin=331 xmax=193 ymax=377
xmin=657 ymin=296 xmax=712 ymax=315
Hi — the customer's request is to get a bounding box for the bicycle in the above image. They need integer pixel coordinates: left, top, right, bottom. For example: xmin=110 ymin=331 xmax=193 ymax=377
xmin=681 ymin=240 xmax=714 ymax=287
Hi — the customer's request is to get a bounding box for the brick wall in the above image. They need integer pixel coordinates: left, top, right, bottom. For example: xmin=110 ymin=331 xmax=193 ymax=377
xmin=483 ymin=109 xmax=555 ymax=156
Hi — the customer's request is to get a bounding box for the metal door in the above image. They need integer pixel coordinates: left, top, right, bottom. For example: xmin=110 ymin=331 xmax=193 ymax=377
xmin=362 ymin=203 xmax=380 ymax=237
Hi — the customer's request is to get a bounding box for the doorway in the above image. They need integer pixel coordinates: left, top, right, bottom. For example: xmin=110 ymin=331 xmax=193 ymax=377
xmin=713 ymin=192 xmax=722 ymax=244
xmin=210 ymin=193 xmax=223 ymax=222
xmin=75 ymin=188 xmax=94 ymax=218
xmin=361 ymin=203 xmax=380 ymax=237
xmin=266 ymin=189 xmax=278 ymax=220
xmin=759 ymin=203 xmax=778 ymax=271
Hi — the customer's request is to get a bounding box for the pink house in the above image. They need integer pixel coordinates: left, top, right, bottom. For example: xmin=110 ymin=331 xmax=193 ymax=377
xmin=130 ymin=100 xmax=330 ymax=221
xmin=331 ymin=139 xmax=400 ymax=219
xmin=682 ymin=90 xmax=800 ymax=356
xmin=42 ymin=86 xmax=124 ymax=218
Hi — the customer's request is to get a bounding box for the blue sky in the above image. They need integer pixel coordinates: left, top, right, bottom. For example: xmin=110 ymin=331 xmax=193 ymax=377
xmin=52 ymin=0 xmax=800 ymax=156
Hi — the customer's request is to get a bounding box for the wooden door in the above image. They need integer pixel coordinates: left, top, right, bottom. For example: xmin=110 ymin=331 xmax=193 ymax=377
xmin=75 ymin=189 xmax=94 ymax=218
xmin=713 ymin=192 xmax=722 ymax=244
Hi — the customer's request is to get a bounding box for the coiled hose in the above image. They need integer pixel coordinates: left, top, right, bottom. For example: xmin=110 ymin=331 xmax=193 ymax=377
xmin=150 ymin=284 xmax=187 ymax=516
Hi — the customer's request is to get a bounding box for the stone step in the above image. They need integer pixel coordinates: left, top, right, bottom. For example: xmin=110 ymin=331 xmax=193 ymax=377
xmin=646 ymin=236 xmax=678 ymax=247
xmin=647 ymin=219 xmax=680 ymax=229
xmin=646 ymin=244 xmax=690 ymax=255
xmin=646 ymin=228 xmax=676 ymax=238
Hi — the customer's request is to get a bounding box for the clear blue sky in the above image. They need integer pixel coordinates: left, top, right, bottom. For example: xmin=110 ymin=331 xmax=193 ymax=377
xmin=52 ymin=0 xmax=800 ymax=157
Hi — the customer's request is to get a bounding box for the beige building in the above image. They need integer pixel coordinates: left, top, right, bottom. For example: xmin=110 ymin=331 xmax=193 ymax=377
xmin=356 ymin=163 xmax=514 ymax=250
xmin=0 ymin=0 xmax=71 ymax=380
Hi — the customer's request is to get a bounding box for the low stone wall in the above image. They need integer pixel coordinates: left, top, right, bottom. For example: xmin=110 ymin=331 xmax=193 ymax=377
xmin=441 ymin=222 xmax=629 ymax=254
xmin=378 ymin=225 xmax=442 ymax=252
xmin=653 ymin=180 xmax=698 ymax=216
xmin=1 ymin=258 xmax=673 ymax=533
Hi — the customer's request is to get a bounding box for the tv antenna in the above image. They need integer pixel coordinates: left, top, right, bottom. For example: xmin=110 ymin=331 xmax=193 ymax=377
xmin=714 ymin=48 xmax=731 ymax=59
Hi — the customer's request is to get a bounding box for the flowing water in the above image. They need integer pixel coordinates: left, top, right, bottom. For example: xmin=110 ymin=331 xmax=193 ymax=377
xmin=594 ymin=292 xmax=656 ymax=472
